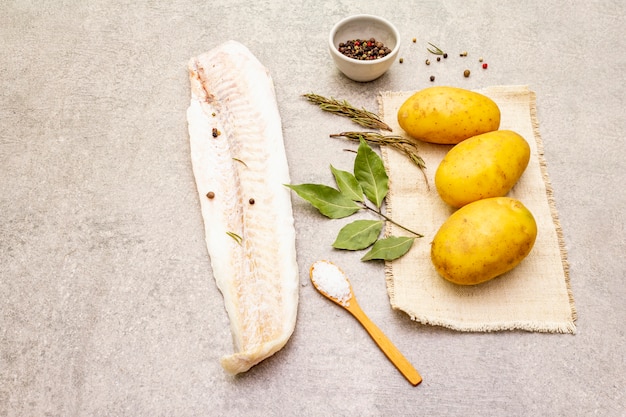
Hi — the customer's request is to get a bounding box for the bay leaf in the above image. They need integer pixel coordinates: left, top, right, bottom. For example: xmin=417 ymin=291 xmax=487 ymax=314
xmin=332 ymin=219 xmax=384 ymax=250
xmin=331 ymin=165 xmax=364 ymax=202
xmin=361 ymin=236 xmax=415 ymax=261
xmin=354 ymin=138 xmax=388 ymax=208
xmin=285 ymin=183 xmax=361 ymax=219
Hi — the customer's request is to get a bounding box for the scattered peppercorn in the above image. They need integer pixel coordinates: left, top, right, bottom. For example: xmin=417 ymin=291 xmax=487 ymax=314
xmin=425 ymin=59 xmax=431 ymax=65
xmin=212 ymin=128 xmax=220 ymax=138
xmin=443 ymin=53 xmax=448 ymax=58
xmin=482 ymin=63 xmax=488 ymax=69
xmin=460 ymin=51 xmax=468 ymax=57
xmin=430 ymin=75 xmax=435 ymax=82
xmin=399 ymin=57 xmax=404 ymax=63
xmin=479 ymin=57 xmax=484 ymax=62
xmin=463 ymin=69 xmax=471 ymax=77
xmin=437 ymin=57 xmax=441 ymax=62
xmin=212 ymin=112 xmax=216 ymax=117
xmin=337 ymin=38 xmax=392 ymax=60
xmin=206 ymin=191 xmax=215 ymax=199
xmin=412 ymin=37 xmax=417 ymax=43
xmin=249 ymin=198 xmax=255 ymax=205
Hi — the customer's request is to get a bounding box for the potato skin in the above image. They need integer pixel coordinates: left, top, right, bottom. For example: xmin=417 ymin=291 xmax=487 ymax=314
xmin=397 ymin=86 xmax=501 ymax=144
xmin=431 ymin=197 xmax=537 ymax=285
xmin=435 ymin=130 xmax=531 ymax=208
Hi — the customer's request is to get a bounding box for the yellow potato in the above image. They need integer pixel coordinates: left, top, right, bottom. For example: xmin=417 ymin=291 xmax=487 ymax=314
xmin=431 ymin=197 xmax=537 ymax=285
xmin=397 ymin=86 xmax=501 ymax=144
xmin=435 ymin=130 xmax=531 ymax=208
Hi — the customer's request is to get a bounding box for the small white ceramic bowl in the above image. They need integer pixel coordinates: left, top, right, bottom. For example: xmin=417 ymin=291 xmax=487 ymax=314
xmin=328 ymin=14 xmax=400 ymax=82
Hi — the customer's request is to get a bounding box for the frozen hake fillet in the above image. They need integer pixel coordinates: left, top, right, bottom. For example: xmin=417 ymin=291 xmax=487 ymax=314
xmin=187 ymin=40 xmax=299 ymax=375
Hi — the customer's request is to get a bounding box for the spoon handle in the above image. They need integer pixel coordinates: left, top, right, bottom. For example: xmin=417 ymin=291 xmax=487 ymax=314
xmin=347 ymin=300 xmax=422 ymax=386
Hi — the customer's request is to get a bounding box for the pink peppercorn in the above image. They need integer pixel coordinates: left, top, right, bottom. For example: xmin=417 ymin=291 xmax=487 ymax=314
xmin=482 ymin=63 xmax=488 ymax=69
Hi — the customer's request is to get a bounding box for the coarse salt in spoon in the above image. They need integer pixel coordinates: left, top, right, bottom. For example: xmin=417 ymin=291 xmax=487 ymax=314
xmin=309 ymin=260 xmax=422 ymax=386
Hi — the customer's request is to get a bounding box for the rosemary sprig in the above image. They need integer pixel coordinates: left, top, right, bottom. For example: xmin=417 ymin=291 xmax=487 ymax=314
xmin=427 ymin=42 xmax=445 ymax=55
xmin=303 ymin=93 xmax=392 ymax=131
xmin=330 ymin=131 xmax=429 ymax=186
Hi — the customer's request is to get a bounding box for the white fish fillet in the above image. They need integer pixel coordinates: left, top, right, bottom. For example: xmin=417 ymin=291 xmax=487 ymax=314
xmin=186 ymin=41 xmax=299 ymax=375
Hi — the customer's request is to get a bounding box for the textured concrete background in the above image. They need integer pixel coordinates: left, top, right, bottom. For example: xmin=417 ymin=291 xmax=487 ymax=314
xmin=1 ymin=1 xmax=625 ymax=416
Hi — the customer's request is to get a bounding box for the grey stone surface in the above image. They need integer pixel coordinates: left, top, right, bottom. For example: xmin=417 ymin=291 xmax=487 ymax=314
xmin=1 ymin=1 xmax=624 ymax=416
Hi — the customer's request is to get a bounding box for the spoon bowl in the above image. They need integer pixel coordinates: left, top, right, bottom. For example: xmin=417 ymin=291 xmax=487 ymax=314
xmin=310 ymin=260 xmax=422 ymax=386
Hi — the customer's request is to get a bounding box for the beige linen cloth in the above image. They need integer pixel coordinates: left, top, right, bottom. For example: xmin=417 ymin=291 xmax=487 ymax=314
xmin=379 ymin=85 xmax=576 ymax=333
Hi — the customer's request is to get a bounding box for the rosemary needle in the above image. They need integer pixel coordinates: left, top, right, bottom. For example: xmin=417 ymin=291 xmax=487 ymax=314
xmin=226 ymin=231 xmax=243 ymax=246
xmin=427 ymin=42 xmax=445 ymax=55
xmin=303 ymin=93 xmax=392 ymax=131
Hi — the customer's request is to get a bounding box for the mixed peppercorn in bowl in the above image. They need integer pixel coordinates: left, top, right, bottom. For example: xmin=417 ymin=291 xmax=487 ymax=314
xmin=328 ymin=14 xmax=400 ymax=82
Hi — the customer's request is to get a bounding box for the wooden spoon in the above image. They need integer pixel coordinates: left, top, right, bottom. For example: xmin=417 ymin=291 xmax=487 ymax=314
xmin=310 ymin=260 xmax=422 ymax=386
